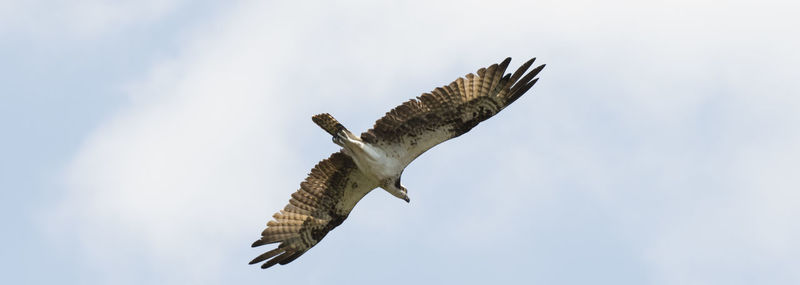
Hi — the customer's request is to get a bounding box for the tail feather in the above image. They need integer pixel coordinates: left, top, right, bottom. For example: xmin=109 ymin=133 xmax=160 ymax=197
xmin=312 ymin=113 xmax=347 ymax=137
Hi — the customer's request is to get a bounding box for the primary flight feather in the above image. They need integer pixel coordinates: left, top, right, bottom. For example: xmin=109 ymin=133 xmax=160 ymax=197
xmin=250 ymin=57 xmax=545 ymax=269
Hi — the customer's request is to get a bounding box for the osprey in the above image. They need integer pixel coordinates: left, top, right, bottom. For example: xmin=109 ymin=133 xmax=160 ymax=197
xmin=250 ymin=57 xmax=545 ymax=268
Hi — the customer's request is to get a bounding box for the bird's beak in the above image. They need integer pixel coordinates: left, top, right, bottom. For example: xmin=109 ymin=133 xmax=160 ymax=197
xmin=403 ymin=195 xmax=410 ymax=203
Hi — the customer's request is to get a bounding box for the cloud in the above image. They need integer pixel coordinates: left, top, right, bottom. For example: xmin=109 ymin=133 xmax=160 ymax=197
xmin=48 ymin=0 xmax=800 ymax=283
xmin=1 ymin=0 xmax=185 ymax=38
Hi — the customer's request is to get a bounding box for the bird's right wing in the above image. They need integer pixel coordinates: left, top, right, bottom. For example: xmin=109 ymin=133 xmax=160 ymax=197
xmin=360 ymin=57 xmax=544 ymax=167
xmin=249 ymin=151 xmax=378 ymax=269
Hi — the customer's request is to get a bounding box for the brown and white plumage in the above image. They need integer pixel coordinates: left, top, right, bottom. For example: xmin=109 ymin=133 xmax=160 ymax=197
xmin=361 ymin=57 xmax=545 ymax=167
xmin=250 ymin=57 xmax=545 ymax=269
xmin=249 ymin=152 xmax=378 ymax=268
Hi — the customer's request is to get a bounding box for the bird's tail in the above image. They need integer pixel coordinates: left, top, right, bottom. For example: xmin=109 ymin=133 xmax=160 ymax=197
xmin=312 ymin=113 xmax=349 ymax=137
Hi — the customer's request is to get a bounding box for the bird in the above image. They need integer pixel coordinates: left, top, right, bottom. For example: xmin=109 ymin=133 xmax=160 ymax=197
xmin=249 ymin=57 xmax=545 ymax=269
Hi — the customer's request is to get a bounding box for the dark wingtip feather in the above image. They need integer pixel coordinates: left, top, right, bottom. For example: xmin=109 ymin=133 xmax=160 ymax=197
xmin=515 ymin=64 xmax=545 ymax=87
xmin=529 ymin=64 xmax=545 ymax=78
xmin=505 ymin=63 xmax=545 ymax=105
xmin=499 ymin=57 xmax=512 ymax=70
xmin=249 ymin=248 xmax=284 ymax=265
xmin=507 ymin=78 xmax=539 ymax=105
xmin=261 ymin=250 xmax=297 ymax=269
xmin=508 ymin=58 xmax=536 ymax=85
xmin=278 ymin=251 xmax=306 ymax=265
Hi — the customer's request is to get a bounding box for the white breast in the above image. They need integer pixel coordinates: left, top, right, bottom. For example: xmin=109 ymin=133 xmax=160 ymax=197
xmin=347 ymin=141 xmax=404 ymax=181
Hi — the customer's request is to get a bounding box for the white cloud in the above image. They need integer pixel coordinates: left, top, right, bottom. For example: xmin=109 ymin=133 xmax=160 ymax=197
xmin=48 ymin=0 xmax=800 ymax=283
xmin=1 ymin=0 xmax=185 ymax=38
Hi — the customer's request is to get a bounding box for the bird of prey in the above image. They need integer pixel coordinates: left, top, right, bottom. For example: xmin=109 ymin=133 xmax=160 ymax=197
xmin=250 ymin=57 xmax=545 ymax=269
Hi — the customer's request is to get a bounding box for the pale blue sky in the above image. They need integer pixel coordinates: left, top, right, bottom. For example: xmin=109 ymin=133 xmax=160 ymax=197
xmin=3 ymin=1 xmax=799 ymax=284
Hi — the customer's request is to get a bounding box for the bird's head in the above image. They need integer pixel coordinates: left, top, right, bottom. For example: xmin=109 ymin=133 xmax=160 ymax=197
xmin=384 ymin=177 xmax=410 ymax=203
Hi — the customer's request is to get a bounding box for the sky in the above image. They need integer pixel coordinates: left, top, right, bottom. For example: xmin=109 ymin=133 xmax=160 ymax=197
xmin=2 ymin=0 xmax=799 ymax=284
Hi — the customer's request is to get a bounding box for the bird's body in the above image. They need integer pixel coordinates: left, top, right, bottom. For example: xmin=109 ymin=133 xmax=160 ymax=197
xmin=337 ymin=126 xmax=403 ymax=191
xmin=250 ymin=57 xmax=545 ymax=268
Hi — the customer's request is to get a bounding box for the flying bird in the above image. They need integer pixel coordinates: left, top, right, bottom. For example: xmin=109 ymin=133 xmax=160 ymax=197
xmin=250 ymin=57 xmax=545 ymax=269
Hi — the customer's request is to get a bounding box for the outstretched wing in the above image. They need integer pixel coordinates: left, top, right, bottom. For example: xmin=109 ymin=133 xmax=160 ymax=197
xmin=360 ymin=57 xmax=545 ymax=166
xmin=249 ymin=152 xmax=378 ymax=269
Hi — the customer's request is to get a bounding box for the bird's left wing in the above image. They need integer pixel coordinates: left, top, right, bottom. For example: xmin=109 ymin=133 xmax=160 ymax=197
xmin=249 ymin=151 xmax=378 ymax=269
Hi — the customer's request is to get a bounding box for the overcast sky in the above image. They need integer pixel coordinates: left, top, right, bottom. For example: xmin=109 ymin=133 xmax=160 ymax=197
xmin=3 ymin=0 xmax=800 ymax=284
